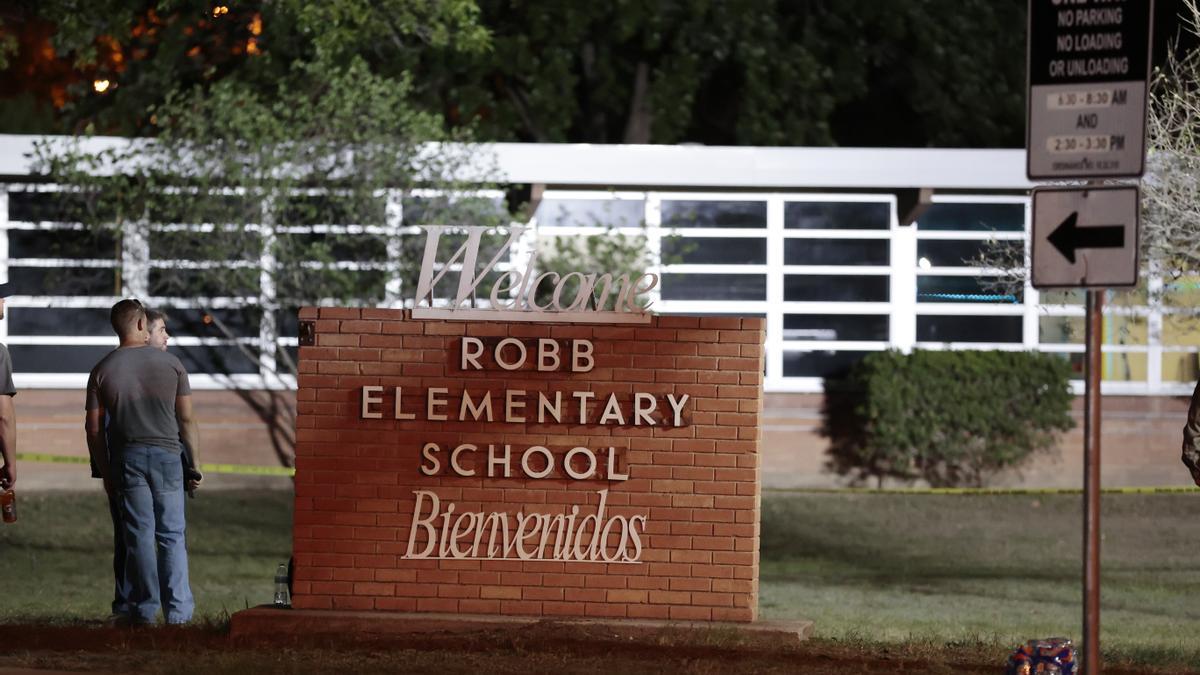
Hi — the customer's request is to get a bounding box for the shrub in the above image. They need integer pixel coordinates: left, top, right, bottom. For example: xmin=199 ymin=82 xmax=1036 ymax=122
xmin=821 ymin=350 xmax=1075 ymax=488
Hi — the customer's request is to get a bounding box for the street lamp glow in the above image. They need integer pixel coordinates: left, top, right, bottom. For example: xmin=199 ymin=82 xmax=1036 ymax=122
xmin=92 ymin=79 xmax=111 ymax=93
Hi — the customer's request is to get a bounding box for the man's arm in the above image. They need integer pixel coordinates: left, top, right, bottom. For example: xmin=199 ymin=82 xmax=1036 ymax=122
xmin=1183 ymin=380 xmax=1200 ymax=487
xmin=176 ymin=394 xmax=201 ymax=483
xmin=84 ymin=406 xmax=109 ymax=492
xmin=0 ymin=394 xmax=15 ymax=489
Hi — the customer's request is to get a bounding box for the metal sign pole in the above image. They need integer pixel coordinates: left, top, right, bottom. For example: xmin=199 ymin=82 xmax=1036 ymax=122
xmin=1083 ymin=288 xmax=1104 ymax=674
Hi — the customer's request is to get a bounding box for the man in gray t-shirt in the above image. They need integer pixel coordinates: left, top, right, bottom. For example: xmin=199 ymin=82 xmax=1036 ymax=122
xmin=85 ymin=299 xmax=201 ymax=625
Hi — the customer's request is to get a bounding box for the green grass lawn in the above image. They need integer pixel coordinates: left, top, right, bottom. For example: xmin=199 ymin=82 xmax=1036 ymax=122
xmin=0 ymin=488 xmax=293 ymax=621
xmin=760 ymin=491 xmax=1200 ymax=668
xmin=1 ymin=488 xmax=1198 ymax=669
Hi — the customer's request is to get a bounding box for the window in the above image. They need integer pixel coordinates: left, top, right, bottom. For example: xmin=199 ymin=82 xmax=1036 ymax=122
xmin=917 ymin=203 xmax=1024 ymax=231
xmin=402 ymin=196 xmax=506 ymax=226
xmin=276 ymin=308 xmax=301 ymax=339
xmin=10 ymin=267 xmax=118 ymax=296
xmin=148 ymin=195 xmax=255 ymax=225
xmin=1048 ymin=351 xmax=1147 ymax=382
xmin=663 ymin=237 xmax=766 ymax=265
xmin=171 ymin=345 xmax=260 ymax=374
xmin=1039 ymin=316 xmax=1147 ymax=345
xmin=785 ymin=239 xmax=889 ymax=266
xmin=280 ymin=195 xmax=385 ymax=226
xmin=7 ymin=308 xmax=113 ymax=336
xmin=660 ymin=274 xmax=766 ymax=300
xmin=6 ymin=191 xmax=85 ymax=222
xmin=783 ymin=350 xmax=873 ymax=377
xmin=1038 ymin=289 xmax=1084 ymax=305
xmin=275 ymin=231 xmax=388 ymax=262
xmin=151 ymin=230 xmax=261 ymax=262
xmin=916 ymin=240 xmax=1018 ymax=268
xmin=156 ymin=307 xmax=263 ymax=339
xmin=918 ymin=315 xmax=1023 ymax=343
xmin=1039 ymin=316 xmax=1079 ymax=344
xmin=1162 ymin=352 xmax=1200 ymax=382
xmin=9 ymin=229 xmax=118 ymax=259
xmin=1164 ymin=315 xmax=1200 ymax=347
xmin=917 ymin=276 xmax=1021 ymax=303
xmin=785 ymin=275 xmax=889 ymax=302
xmin=783 ymin=314 xmax=889 ymax=341
xmin=10 ymin=345 xmax=114 ymax=373
xmin=1103 ymin=352 xmax=1147 ymax=382
xmin=1162 ymin=276 xmax=1200 ymax=309
xmin=149 ymin=269 xmax=261 ymax=297
xmin=535 ymin=199 xmax=644 ymax=228
xmin=784 ymin=202 xmax=889 ymax=230
xmin=662 ymin=201 xmax=766 ymax=229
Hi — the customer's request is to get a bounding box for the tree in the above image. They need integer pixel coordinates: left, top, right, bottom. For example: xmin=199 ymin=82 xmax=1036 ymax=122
xmin=27 ymin=2 xmax=659 ymax=466
xmin=3 ymin=0 xmax=1029 ymax=147
xmin=29 ymin=2 xmax=500 ymax=467
xmin=1144 ymin=0 xmax=1200 ymax=279
xmin=0 ymin=0 xmax=488 ymax=135
xmin=534 ymin=229 xmax=656 ymax=309
xmin=822 ymin=350 xmax=1075 ymax=488
xmin=412 ymin=0 xmax=1027 ymax=147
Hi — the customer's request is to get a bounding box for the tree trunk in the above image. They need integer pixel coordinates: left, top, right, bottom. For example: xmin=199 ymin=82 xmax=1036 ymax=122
xmin=580 ymin=41 xmax=608 ymax=141
xmin=622 ymin=61 xmax=653 ymax=144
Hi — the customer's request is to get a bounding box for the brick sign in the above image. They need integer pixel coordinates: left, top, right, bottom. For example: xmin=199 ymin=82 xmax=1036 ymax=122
xmin=291 ymin=308 xmax=765 ymax=621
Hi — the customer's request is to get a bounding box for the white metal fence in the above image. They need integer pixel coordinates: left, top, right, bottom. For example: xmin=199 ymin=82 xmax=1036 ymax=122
xmin=1 ymin=138 xmax=1193 ymax=395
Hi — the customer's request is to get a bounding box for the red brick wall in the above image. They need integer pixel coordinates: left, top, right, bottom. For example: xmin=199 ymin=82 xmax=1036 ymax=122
xmin=290 ymin=308 xmax=765 ymax=621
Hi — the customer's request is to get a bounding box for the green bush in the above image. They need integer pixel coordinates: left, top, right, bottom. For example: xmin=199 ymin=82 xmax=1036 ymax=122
xmin=821 ymin=350 xmax=1076 ymax=488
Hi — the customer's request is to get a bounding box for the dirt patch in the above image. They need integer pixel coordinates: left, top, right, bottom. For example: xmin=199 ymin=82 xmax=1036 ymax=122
xmin=1 ymin=621 xmax=1183 ymax=675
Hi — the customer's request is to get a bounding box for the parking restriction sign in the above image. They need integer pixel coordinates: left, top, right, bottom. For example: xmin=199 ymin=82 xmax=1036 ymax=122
xmin=1026 ymin=0 xmax=1154 ymax=179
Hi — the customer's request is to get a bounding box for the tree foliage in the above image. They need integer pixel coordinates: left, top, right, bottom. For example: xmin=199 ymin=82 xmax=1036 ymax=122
xmin=822 ymin=350 xmax=1075 ymax=488
xmin=31 ymin=2 xmax=506 ymax=392
xmin=411 ymin=0 xmax=1026 ymax=147
xmin=35 ymin=55 xmax=491 ymax=308
xmin=4 ymin=0 xmax=1026 ymax=147
xmin=1145 ymin=0 xmax=1200 ymax=278
xmin=534 ymin=228 xmax=656 ymax=308
xmin=14 ymin=0 xmax=488 ymax=135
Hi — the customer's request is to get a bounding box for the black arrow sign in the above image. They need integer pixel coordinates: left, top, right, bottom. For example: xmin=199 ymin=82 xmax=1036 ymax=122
xmin=1047 ymin=212 xmax=1125 ymax=264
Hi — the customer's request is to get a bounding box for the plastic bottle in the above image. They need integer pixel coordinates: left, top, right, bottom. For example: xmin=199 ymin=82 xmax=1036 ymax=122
xmin=273 ymin=562 xmax=290 ymax=607
xmin=0 ymin=488 xmax=15 ymax=524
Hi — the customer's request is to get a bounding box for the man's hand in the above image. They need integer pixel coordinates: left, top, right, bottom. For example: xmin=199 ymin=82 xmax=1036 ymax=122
xmin=0 ymin=461 xmax=13 ymax=489
xmin=185 ymin=468 xmax=202 ymax=495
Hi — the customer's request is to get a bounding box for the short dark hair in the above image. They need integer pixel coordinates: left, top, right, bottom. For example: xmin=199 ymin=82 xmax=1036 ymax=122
xmin=146 ymin=309 xmax=168 ymax=327
xmin=110 ymin=298 xmax=146 ymax=336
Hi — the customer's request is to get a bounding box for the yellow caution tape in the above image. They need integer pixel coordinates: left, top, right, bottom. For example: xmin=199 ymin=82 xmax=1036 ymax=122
xmin=767 ymin=485 xmax=1200 ymax=496
xmin=15 ymin=452 xmax=1193 ymax=491
xmin=15 ymin=452 xmax=89 ymax=465
xmin=16 ymin=452 xmax=294 ymax=477
xmin=197 ymin=462 xmax=294 ymax=477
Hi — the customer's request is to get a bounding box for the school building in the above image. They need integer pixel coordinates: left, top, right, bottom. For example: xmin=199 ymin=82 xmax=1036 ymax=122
xmin=0 ymin=135 xmax=1192 ymax=488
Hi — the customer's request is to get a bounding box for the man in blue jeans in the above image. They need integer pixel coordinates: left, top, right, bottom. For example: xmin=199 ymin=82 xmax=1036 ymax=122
xmin=85 ymin=299 xmax=202 ymax=624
